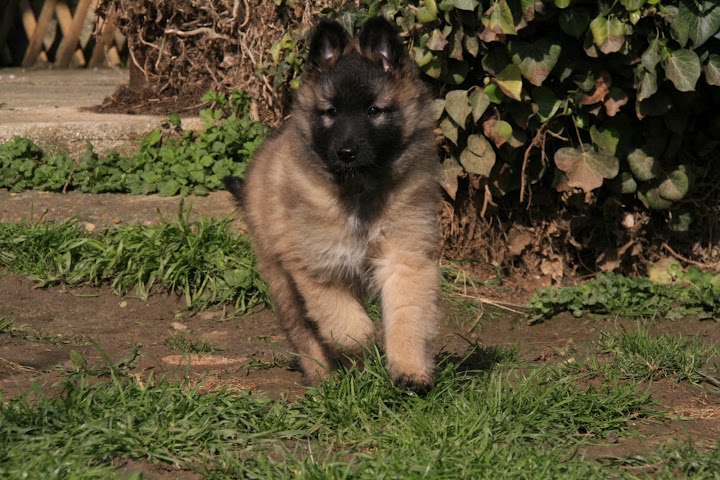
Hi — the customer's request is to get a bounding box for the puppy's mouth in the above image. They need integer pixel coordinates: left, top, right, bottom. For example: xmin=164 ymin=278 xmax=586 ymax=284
xmin=328 ymin=151 xmax=376 ymax=175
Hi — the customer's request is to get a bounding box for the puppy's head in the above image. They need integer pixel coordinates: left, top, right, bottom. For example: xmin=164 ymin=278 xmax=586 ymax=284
xmin=295 ymin=17 xmax=428 ymax=179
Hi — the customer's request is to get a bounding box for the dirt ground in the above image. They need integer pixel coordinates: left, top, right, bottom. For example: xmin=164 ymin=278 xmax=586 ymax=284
xmin=1 ymin=189 xmax=719 ymax=465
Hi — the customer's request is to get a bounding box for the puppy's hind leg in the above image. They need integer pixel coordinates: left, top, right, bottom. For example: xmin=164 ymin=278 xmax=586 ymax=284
xmin=262 ymin=261 xmax=336 ymax=385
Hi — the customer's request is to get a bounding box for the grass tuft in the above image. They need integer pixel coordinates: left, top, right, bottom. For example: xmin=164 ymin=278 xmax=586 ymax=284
xmin=0 ymin=205 xmax=268 ymax=311
xmin=595 ymin=326 xmax=718 ymax=383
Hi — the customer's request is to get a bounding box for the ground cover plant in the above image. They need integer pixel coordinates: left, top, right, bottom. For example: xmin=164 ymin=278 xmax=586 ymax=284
xmin=91 ymin=0 xmax=720 ymax=277
xmin=527 ymin=270 xmax=720 ymax=322
xmin=0 ymin=91 xmax=266 ymax=197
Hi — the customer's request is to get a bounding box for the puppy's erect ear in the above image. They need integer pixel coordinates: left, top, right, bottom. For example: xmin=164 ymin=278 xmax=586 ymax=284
xmin=307 ymin=20 xmax=350 ymax=71
xmin=358 ymin=16 xmax=407 ymax=75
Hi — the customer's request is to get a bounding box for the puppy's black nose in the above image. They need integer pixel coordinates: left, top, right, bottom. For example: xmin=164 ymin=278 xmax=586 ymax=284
xmin=337 ymin=145 xmax=358 ymax=162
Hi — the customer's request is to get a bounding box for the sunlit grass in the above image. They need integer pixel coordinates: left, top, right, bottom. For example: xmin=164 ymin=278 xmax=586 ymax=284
xmin=0 ymin=345 xmax=670 ymax=479
xmin=0 ymin=204 xmax=267 ymax=311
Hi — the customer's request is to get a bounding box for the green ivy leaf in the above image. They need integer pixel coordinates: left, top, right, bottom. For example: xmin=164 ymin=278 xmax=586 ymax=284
xmin=663 ymin=49 xmax=701 ymax=92
xmin=636 ymin=68 xmax=658 ymax=102
xmin=554 ymin=144 xmax=619 ymax=192
xmin=554 ymin=0 xmax=571 ymax=8
xmin=440 ymin=117 xmax=460 ymax=145
xmin=638 ymin=187 xmax=673 ymax=210
xmin=469 ymin=89 xmax=491 ymax=122
xmin=440 ymin=156 xmax=465 ymax=200
xmin=674 ymin=0 xmax=720 ymax=48
xmin=432 ymin=99 xmax=446 ymax=121
xmin=532 ymin=86 xmax=561 ymax=123
xmin=427 ymin=29 xmax=448 ymax=51
xmin=494 ymin=64 xmax=523 ymax=101
xmin=450 ymin=0 xmax=479 ymax=11
xmin=421 ymin=56 xmax=443 ymax=79
xmin=619 ymin=0 xmax=645 ymax=10
xmin=444 ymin=89 xmax=471 ymax=126
xmin=416 ymin=0 xmax=439 ymax=22
xmin=482 ymin=0 xmax=517 ymax=36
xmin=464 ymin=35 xmax=480 ymax=57
xmin=459 ymin=134 xmax=496 ymax=176
xmin=615 ymin=171 xmax=638 ymax=194
xmin=559 ymin=8 xmax=592 ymax=38
xmin=590 ymin=125 xmax=620 ymax=156
xmin=483 ymin=84 xmax=505 ymax=104
xmin=704 ymin=53 xmax=720 ymax=86
xmin=509 ymin=39 xmax=562 ymax=87
xmin=414 ymin=47 xmax=434 ymax=67
xmin=589 ymin=16 xmax=626 ymax=54
xmin=658 ymin=166 xmax=690 ymax=201
xmin=641 ymin=35 xmax=662 ymax=72
xmin=627 ymin=148 xmax=660 ymax=182
xmin=482 ymin=118 xmax=513 ymax=147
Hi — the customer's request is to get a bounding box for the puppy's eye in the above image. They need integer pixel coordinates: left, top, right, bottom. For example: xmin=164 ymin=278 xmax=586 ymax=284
xmin=321 ymin=107 xmax=337 ymax=117
xmin=368 ymin=106 xmax=382 ymax=117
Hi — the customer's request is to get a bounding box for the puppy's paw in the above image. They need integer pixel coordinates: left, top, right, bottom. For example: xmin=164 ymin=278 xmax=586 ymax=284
xmin=391 ymin=371 xmax=434 ymax=394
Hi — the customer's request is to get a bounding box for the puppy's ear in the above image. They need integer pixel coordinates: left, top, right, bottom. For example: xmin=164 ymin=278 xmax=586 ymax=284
xmin=358 ymin=16 xmax=407 ymax=75
xmin=307 ymin=20 xmax=350 ymax=71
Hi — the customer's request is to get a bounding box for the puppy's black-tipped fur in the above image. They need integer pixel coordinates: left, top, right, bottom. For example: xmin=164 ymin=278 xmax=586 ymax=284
xmin=222 ymin=175 xmax=245 ymax=207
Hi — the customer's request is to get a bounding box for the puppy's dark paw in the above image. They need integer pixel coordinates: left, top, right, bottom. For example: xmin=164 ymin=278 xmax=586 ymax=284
xmin=392 ymin=372 xmax=434 ymax=395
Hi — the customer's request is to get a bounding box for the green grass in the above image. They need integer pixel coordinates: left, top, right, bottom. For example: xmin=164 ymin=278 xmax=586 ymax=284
xmin=594 ymin=326 xmax=719 ymax=384
xmin=1 ymin=328 xmax=718 ymax=478
xmin=0 ymin=204 xmax=268 ymax=311
xmin=164 ymin=333 xmax=217 ymax=354
xmin=0 ymin=343 xmax=691 ymax=479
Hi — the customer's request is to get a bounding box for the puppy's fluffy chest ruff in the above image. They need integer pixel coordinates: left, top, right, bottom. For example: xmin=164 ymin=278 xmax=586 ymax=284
xmin=291 ymin=190 xmax=385 ymax=283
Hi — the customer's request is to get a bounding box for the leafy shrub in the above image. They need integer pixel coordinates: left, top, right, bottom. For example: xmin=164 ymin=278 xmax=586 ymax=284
xmin=269 ymin=0 xmax=720 ymax=234
xmin=0 ymin=91 xmax=266 ymax=196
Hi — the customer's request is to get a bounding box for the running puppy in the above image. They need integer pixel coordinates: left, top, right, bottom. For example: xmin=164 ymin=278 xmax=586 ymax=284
xmin=224 ymin=16 xmax=439 ymax=391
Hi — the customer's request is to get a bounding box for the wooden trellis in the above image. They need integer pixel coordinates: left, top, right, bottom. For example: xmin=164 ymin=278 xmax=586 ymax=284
xmin=0 ymin=0 xmax=126 ymax=68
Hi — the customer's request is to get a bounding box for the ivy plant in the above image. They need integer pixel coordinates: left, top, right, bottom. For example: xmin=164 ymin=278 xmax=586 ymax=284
xmin=269 ymin=0 xmax=720 ymax=235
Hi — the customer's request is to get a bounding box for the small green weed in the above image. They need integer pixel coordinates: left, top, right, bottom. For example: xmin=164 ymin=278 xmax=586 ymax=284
xmin=0 ymin=90 xmax=266 ymax=196
xmin=0 ymin=205 xmax=268 ymax=311
xmin=527 ymin=272 xmax=720 ymax=322
xmin=0 ymin=316 xmax=74 ymax=345
xmin=0 ymin=315 xmax=12 ymax=333
xmin=164 ymin=334 xmax=216 ymax=354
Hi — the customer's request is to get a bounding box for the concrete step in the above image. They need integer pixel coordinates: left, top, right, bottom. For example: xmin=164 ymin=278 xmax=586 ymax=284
xmin=0 ymin=68 xmax=200 ymax=157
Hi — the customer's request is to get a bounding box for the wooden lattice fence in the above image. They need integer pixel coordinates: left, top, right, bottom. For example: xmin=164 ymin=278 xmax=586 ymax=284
xmin=0 ymin=0 xmax=126 ymax=68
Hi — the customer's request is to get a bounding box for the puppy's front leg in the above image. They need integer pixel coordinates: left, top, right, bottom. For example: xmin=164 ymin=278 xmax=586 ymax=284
xmin=290 ymin=269 xmax=377 ymax=360
xmin=374 ymin=247 xmax=439 ymax=391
